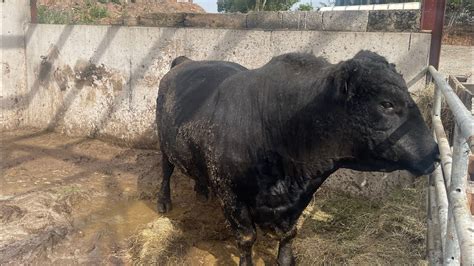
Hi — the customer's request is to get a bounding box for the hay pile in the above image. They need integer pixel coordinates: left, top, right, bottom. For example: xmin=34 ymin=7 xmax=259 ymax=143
xmin=129 ymin=217 xmax=187 ymax=265
xmin=412 ymin=83 xmax=456 ymax=141
xmin=294 ymin=180 xmax=427 ymax=265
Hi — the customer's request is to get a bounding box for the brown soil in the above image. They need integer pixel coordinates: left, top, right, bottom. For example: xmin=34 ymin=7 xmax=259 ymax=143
xmin=0 ymin=129 xmax=428 ymax=265
xmin=39 ymin=0 xmax=206 ymax=13
xmin=442 ymin=33 xmax=474 ymax=46
xmin=37 ymin=0 xmax=205 ymax=25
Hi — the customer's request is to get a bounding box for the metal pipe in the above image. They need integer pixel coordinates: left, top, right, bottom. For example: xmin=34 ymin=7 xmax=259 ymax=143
xmin=432 ymin=165 xmax=449 ymax=255
xmin=30 ymin=0 xmax=37 ymax=23
xmin=432 ymin=85 xmax=442 ymax=117
xmin=432 ymin=116 xmax=453 ymax=187
xmin=444 ymin=208 xmax=460 ymax=264
xmin=407 ymin=67 xmax=428 ymax=89
xmin=426 ymin=173 xmax=435 ymax=264
xmin=429 ymin=66 xmax=474 ymax=152
xmin=427 ymin=174 xmax=443 ymax=265
xmin=430 ymin=177 xmax=444 ymax=264
xmin=450 ymin=125 xmax=474 ymax=265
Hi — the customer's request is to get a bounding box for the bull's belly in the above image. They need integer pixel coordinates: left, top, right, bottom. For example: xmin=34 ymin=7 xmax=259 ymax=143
xmin=161 ymin=127 xmax=211 ymax=183
xmin=249 ymin=176 xmax=318 ymax=233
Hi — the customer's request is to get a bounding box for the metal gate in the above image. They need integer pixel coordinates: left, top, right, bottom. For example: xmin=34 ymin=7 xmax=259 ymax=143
xmin=410 ymin=66 xmax=474 ymax=265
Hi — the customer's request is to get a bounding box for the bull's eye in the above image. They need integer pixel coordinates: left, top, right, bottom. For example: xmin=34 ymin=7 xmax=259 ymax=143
xmin=380 ymin=101 xmax=394 ymax=110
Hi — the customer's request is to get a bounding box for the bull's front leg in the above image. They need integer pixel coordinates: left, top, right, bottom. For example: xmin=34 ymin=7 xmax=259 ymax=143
xmin=215 ymin=184 xmax=256 ymax=266
xmin=277 ymin=227 xmax=297 ymax=266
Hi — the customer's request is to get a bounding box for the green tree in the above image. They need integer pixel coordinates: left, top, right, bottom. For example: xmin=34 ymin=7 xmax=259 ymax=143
xmin=217 ymin=0 xmax=299 ymax=13
xmin=446 ymin=0 xmax=473 ymax=29
xmin=297 ymin=3 xmax=314 ymax=10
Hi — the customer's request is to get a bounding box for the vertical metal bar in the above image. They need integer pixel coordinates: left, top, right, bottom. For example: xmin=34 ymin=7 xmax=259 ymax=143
xmin=450 ymin=125 xmax=474 ymax=265
xmin=421 ymin=0 xmax=437 ymax=31
xmin=30 ymin=0 xmax=37 ymax=23
xmin=433 ymin=85 xmax=442 ymax=117
xmin=432 ymin=117 xmax=453 ymax=188
xmin=444 ymin=208 xmax=460 ymax=265
xmin=427 ymin=0 xmax=447 ymax=69
xmin=427 ymin=174 xmax=437 ymax=265
xmin=430 ymin=175 xmax=443 ymax=264
xmin=433 ymin=166 xmax=448 ymax=256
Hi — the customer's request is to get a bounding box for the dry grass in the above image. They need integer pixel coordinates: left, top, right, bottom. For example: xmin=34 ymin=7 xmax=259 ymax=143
xmin=37 ymin=0 xmax=205 ymax=25
xmin=294 ymin=179 xmax=428 ymax=265
xmin=128 ymin=217 xmax=188 ymax=265
xmin=412 ymin=83 xmax=455 ymax=141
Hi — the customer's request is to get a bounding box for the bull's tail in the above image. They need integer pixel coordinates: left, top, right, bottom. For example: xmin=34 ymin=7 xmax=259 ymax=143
xmin=171 ymin=56 xmax=191 ymax=69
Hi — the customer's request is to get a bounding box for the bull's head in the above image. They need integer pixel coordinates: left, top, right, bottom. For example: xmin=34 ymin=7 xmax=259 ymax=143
xmin=331 ymin=50 xmax=439 ymax=176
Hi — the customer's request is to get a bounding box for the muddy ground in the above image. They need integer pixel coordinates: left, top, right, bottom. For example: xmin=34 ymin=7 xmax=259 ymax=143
xmin=0 ymin=129 xmax=428 ymax=265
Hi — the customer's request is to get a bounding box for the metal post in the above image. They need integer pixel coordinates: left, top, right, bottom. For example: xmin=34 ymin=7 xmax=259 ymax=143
xmin=30 ymin=0 xmax=37 ymax=23
xmin=429 ymin=0 xmax=446 ymax=70
xmin=433 ymin=166 xmax=449 ymax=255
xmin=430 ymin=175 xmax=443 ymax=264
xmin=421 ymin=0 xmax=437 ymax=31
xmin=427 ymin=174 xmax=437 ymax=265
xmin=433 ymin=116 xmax=453 ymax=187
xmin=444 ymin=208 xmax=460 ymax=264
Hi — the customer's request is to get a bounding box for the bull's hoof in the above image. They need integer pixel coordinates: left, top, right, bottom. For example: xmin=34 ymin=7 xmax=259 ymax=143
xmin=277 ymin=255 xmax=295 ymax=266
xmin=194 ymin=183 xmax=210 ymax=203
xmin=277 ymin=249 xmax=295 ymax=266
xmin=157 ymin=199 xmax=172 ymax=213
xmin=239 ymin=255 xmax=253 ymax=266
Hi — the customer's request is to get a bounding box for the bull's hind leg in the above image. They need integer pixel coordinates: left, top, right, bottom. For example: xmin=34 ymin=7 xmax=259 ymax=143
xmin=157 ymin=153 xmax=174 ymax=213
xmin=194 ymin=182 xmax=210 ymax=202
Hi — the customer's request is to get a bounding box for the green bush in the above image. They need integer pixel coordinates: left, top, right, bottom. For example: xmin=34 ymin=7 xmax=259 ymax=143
xmin=37 ymin=5 xmax=71 ymax=24
xmin=297 ymin=3 xmax=314 ymax=11
xmin=90 ymin=6 xmax=108 ymax=20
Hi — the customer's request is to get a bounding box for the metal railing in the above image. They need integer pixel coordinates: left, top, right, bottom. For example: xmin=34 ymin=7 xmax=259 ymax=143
xmin=410 ymin=66 xmax=474 ymax=265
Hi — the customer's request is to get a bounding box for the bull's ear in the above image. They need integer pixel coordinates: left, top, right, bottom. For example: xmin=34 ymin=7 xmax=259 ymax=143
xmin=331 ymin=59 xmax=360 ymax=102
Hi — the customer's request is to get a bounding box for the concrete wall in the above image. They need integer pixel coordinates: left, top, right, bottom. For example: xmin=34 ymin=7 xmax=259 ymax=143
xmin=0 ymin=0 xmax=30 ymax=130
xmin=23 ymin=25 xmax=431 ymax=147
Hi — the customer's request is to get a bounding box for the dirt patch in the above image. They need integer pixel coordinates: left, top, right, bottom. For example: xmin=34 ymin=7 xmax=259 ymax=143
xmin=443 ymin=33 xmax=473 ymax=46
xmin=0 ymin=129 xmax=428 ymax=265
xmin=37 ymin=0 xmax=205 ymax=25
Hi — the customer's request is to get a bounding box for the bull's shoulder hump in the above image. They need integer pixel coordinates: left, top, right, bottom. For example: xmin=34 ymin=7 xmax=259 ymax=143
xmin=266 ymin=53 xmax=329 ymax=69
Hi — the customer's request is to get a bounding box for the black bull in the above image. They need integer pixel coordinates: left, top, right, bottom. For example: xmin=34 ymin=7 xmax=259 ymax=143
xmin=155 ymin=51 xmax=439 ymax=265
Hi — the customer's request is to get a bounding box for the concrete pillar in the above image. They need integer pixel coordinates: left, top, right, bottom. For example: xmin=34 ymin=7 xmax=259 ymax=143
xmin=1 ymin=0 xmax=31 ymax=130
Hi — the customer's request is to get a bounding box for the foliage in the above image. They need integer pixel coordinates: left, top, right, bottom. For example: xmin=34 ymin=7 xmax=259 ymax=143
xmin=318 ymin=0 xmax=335 ymax=7
xmin=98 ymin=0 xmax=122 ymax=4
xmin=38 ymin=1 xmax=109 ymax=25
xmin=297 ymin=3 xmax=313 ymax=10
xmin=217 ymin=0 xmax=299 ymax=13
xmin=445 ymin=0 xmax=473 ymax=31
xmin=37 ymin=6 xmax=71 ymax=24
xmin=89 ymin=5 xmax=108 ymax=20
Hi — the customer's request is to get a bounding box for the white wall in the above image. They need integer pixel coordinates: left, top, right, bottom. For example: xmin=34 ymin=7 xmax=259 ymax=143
xmin=1 ymin=0 xmax=30 ymax=130
xmin=23 ymin=24 xmax=431 ymax=147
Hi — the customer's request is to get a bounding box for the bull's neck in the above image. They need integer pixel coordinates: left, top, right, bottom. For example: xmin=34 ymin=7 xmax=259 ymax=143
xmin=279 ymin=88 xmax=356 ymax=178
